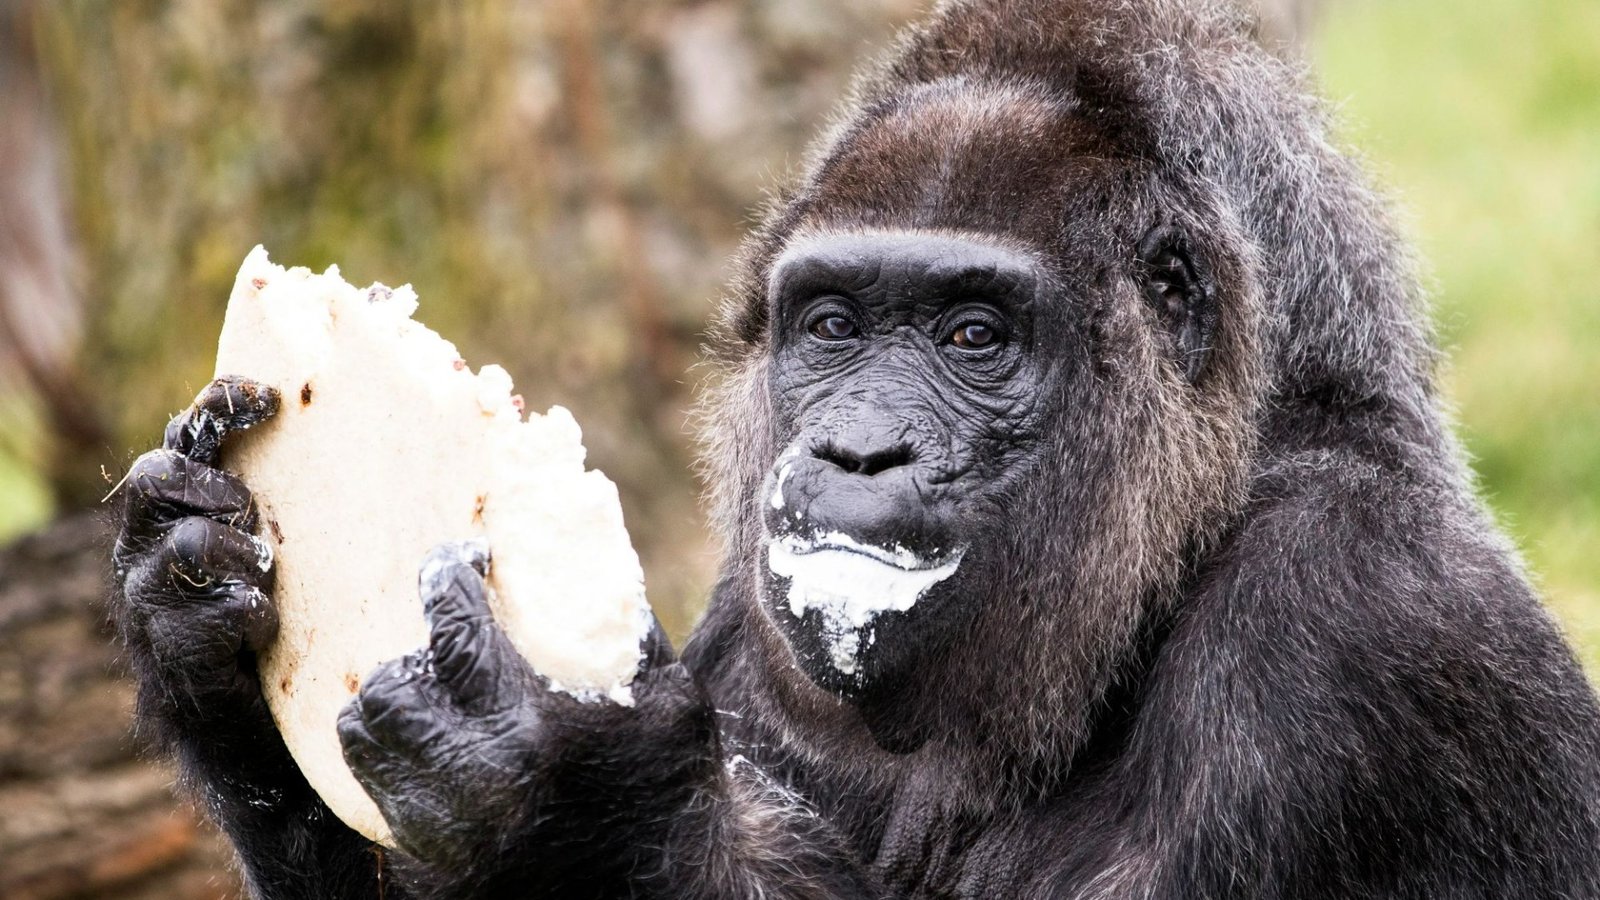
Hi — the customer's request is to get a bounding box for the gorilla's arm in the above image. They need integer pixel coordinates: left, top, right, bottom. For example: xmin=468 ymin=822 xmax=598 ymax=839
xmin=114 ymin=379 xmax=877 ymax=899
xmin=337 ymin=551 xmax=882 ymax=899
xmin=1038 ymin=446 xmax=1600 ymax=898
xmin=111 ymin=378 xmax=397 ymax=899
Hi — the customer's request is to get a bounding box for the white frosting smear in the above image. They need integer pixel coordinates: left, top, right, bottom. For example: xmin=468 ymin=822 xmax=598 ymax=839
xmin=769 ymin=462 xmax=793 ymax=510
xmin=766 ymin=532 xmax=963 ymax=674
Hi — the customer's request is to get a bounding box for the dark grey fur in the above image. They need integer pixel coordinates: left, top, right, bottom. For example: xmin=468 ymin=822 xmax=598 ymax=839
xmin=690 ymin=0 xmax=1600 ymax=895
xmin=108 ymin=1 xmax=1600 ymax=897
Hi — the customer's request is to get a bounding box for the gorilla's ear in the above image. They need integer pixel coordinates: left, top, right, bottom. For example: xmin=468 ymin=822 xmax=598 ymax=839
xmin=1136 ymin=222 xmax=1218 ymax=383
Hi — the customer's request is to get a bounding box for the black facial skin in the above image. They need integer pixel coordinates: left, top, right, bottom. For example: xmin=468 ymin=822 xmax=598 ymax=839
xmin=759 ymin=231 xmax=1050 ymax=697
xmin=105 ymin=1 xmax=1600 ymax=898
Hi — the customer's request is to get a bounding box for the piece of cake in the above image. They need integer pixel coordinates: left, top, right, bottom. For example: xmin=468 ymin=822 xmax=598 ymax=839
xmin=212 ymin=246 xmax=652 ymax=844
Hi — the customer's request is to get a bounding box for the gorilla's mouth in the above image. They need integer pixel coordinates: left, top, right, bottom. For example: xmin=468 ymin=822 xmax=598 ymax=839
xmin=766 ymin=531 xmax=965 ymax=675
xmin=773 ymin=531 xmax=959 ymax=571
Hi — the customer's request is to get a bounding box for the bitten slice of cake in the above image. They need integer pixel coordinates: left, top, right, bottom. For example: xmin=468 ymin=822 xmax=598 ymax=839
xmin=213 ymin=246 xmax=652 ymax=844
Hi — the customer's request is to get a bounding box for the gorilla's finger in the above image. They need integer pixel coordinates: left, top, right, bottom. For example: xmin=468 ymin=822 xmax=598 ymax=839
xmin=215 ymin=581 xmax=279 ymax=655
xmin=354 ymin=652 xmax=456 ymax=754
xmin=418 ymin=538 xmax=491 ymax=610
xmin=337 ymin=699 xmax=386 ymax=778
xmin=164 ymin=376 xmax=280 ymax=465
xmin=120 ymin=449 xmax=258 ymax=541
xmin=125 ymin=575 xmax=277 ymax=693
xmin=121 ymin=517 xmax=274 ymax=614
xmin=419 ymin=540 xmax=526 ymax=712
xmin=338 ymin=699 xmax=417 ymax=810
xmin=158 ymin=516 xmax=275 ymax=596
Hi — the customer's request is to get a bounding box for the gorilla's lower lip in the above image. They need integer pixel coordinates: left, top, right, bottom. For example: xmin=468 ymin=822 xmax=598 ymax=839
xmin=773 ymin=531 xmax=961 ymax=572
xmin=766 ymin=531 xmax=966 ymax=676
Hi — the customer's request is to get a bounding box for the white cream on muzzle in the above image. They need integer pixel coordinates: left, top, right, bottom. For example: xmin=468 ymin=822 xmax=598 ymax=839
xmin=766 ymin=531 xmax=964 ymax=675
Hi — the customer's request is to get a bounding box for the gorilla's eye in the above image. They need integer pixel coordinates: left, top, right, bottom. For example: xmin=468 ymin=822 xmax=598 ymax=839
xmin=810 ymin=315 xmax=859 ymax=341
xmin=950 ymin=322 xmax=998 ymax=349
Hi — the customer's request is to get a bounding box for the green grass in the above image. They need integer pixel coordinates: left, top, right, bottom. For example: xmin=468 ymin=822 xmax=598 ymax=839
xmin=1315 ymin=0 xmax=1600 ymax=671
xmin=0 ymin=459 xmax=51 ymax=542
xmin=0 ymin=399 xmax=52 ymax=544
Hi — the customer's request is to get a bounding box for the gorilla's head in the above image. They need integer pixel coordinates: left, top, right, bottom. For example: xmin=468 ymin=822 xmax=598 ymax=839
xmin=705 ymin=73 xmax=1260 ymax=763
xmin=700 ymin=1 xmax=1417 ymax=777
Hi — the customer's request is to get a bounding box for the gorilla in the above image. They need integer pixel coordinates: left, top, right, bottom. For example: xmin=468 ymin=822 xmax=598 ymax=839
xmin=111 ymin=0 xmax=1600 ymax=897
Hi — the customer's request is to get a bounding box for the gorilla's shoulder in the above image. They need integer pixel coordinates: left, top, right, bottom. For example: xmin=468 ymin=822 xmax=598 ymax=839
xmin=1140 ymin=444 xmax=1600 ymax=853
xmin=1193 ymin=444 xmax=1581 ymax=677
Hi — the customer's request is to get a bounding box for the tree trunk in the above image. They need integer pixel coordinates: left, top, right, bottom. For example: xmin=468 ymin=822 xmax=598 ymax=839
xmin=0 ymin=0 xmax=109 ymax=512
xmin=0 ymin=513 xmax=242 ymax=899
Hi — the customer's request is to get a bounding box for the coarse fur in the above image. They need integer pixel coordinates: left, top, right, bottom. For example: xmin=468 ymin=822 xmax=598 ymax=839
xmin=689 ymin=0 xmax=1600 ymax=895
xmin=109 ymin=0 xmax=1600 ymax=898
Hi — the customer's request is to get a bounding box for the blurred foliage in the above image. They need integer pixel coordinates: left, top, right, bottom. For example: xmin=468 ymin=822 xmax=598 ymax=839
xmin=4 ymin=0 xmax=919 ymax=637
xmin=1316 ymin=0 xmax=1600 ymax=670
xmin=0 ymin=0 xmax=1594 ymax=664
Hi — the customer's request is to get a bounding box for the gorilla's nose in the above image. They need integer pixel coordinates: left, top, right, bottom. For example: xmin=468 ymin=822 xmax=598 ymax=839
xmin=768 ymin=427 xmax=948 ymax=552
xmin=811 ymin=432 xmax=915 ymax=477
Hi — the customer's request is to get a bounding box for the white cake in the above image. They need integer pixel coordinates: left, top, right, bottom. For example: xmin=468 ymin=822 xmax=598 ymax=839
xmin=212 ymin=246 xmax=652 ymax=844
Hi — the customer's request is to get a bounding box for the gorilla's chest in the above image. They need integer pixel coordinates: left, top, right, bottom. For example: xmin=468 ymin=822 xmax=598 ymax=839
xmin=815 ymin=772 xmax=1050 ymax=898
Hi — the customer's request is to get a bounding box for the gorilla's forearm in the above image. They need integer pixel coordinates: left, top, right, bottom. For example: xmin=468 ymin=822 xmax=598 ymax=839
xmin=213 ymin=794 xmax=394 ymax=900
xmin=384 ymin=722 xmax=879 ymax=900
xmin=134 ymin=678 xmax=392 ymax=899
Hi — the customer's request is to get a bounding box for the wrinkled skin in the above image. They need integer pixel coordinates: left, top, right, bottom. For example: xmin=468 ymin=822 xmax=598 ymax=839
xmin=758 ymin=231 xmax=1057 ymax=697
xmin=114 ymin=378 xmax=772 ymax=899
xmin=112 ymin=377 xmax=385 ymax=898
xmin=336 ymin=540 xmax=717 ymax=891
xmin=110 ymin=1 xmax=1600 ymax=898
xmin=335 ymin=541 xmax=541 ymax=869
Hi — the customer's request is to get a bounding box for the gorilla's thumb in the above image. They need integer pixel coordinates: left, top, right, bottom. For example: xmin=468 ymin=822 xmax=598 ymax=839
xmin=418 ymin=539 xmax=515 ymax=708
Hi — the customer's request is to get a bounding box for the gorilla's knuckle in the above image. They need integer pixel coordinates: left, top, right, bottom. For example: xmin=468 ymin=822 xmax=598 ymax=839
xmin=182 ymin=466 xmax=249 ymax=514
xmin=339 ymin=726 xmax=403 ymax=791
xmin=337 ymin=702 xmax=378 ymax=757
xmin=336 ymin=693 xmax=367 ymax=733
xmin=122 ymin=555 xmax=195 ymax=613
xmin=164 ymin=517 xmax=222 ymax=574
xmin=233 ymin=585 xmax=279 ymax=644
xmin=162 ymin=407 xmax=203 ymax=450
xmin=119 ymin=451 xmax=184 ymax=527
xmin=363 ymin=690 xmax=449 ymax=751
xmin=356 ymin=658 xmax=427 ymax=723
xmin=163 ymin=516 xmax=267 ymax=585
xmin=427 ymin=618 xmax=482 ymax=669
xmin=143 ymin=606 xmax=239 ymax=671
xmin=126 ymin=448 xmax=185 ymax=488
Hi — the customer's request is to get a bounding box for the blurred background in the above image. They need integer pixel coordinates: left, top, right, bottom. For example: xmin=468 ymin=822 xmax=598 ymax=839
xmin=0 ymin=0 xmax=1594 ymax=895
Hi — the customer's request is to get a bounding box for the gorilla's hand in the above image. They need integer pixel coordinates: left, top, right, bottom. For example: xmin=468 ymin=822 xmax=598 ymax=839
xmin=112 ymin=376 xmax=282 ymax=748
xmin=335 ymin=541 xmax=539 ymax=868
xmin=338 ymin=542 xmax=718 ymax=888
xmin=109 ymin=377 xmax=392 ymax=898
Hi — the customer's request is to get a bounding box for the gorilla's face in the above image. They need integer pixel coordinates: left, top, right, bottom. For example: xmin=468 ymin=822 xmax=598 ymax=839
xmin=728 ymin=79 xmax=1252 ymax=712
xmin=759 ymin=230 xmax=1056 ymax=695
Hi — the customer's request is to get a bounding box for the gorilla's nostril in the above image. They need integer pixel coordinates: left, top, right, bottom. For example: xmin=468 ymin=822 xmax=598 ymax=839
xmin=815 ymin=442 xmax=915 ymax=477
xmin=858 ymin=446 xmax=915 ymax=476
